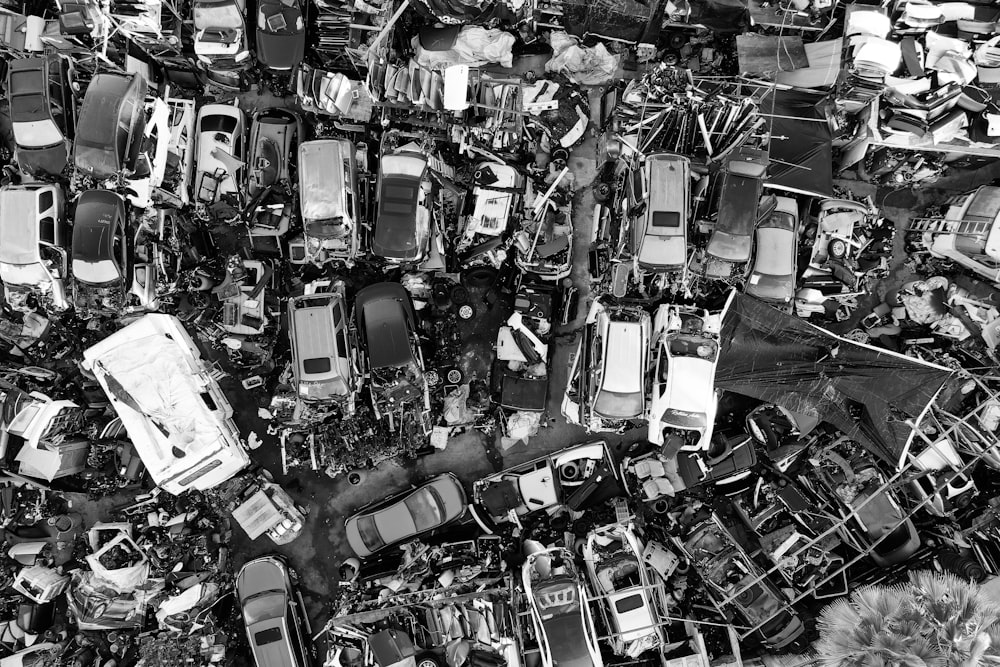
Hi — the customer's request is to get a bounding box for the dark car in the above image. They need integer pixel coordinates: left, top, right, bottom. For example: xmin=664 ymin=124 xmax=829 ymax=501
xmin=354 ymin=282 xmax=428 ymax=414
xmin=345 ymin=473 xmax=467 ymax=558
xmin=373 ymin=151 xmax=433 ymax=263
xmin=706 ymin=147 xmax=769 ymax=264
xmin=71 ymin=190 xmax=128 ymax=311
xmin=236 ymin=556 xmax=313 ymax=667
xmin=256 ymin=0 xmax=306 ymax=71
xmin=6 ymin=56 xmax=75 ymax=177
xmin=74 ymin=72 xmax=146 ymax=179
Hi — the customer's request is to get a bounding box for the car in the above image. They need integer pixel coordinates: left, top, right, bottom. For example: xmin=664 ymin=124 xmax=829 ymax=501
xmin=247 ymin=108 xmax=301 ymax=239
xmin=121 ymin=97 xmax=172 ymax=209
xmin=0 ymin=184 xmax=69 ymax=311
xmin=288 ymin=287 xmax=359 ymax=412
xmin=457 ymin=161 xmax=522 ymax=267
xmin=515 ymin=182 xmax=573 ymax=281
xmin=193 ymin=0 xmax=251 ymax=88
xmin=344 ymin=473 xmax=467 ymax=558
xmin=746 ymin=196 xmax=798 ymax=303
xmin=74 ymin=72 xmax=146 ymax=180
xmin=195 ymin=103 xmax=246 ymax=205
xmin=236 ymin=556 xmax=313 ymax=667
xmin=6 ymin=55 xmax=75 ymax=176
xmin=297 ymin=139 xmax=361 ymax=265
xmin=522 ymin=547 xmax=604 ymax=667
xmin=372 ymin=150 xmax=433 ymax=263
xmin=256 ymin=0 xmax=306 ymax=71
xmin=130 ymin=208 xmax=180 ymax=311
xmin=472 ymin=441 xmax=621 ymax=525
xmin=583 ymin=523 xmax=666 ymax=656
xmin=353 ymin=282 xmax=430 ymax=417
xmin=71 ymin=189 xmax=129 ymax=314
xmin=706 ymin=147 xmax=769 ymax=264
xmin=630 ymin=153 xmax=690 ymax=274
xmin=680 ymin=514 xmax=804 ymax=650
xmin=562 ymin=299 xmax=650 ymax=430
xmin=646 ymin=304 xmax=722 ymax=450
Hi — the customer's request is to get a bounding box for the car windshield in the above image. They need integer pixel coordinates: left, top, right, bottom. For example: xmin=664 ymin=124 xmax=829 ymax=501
xmin=13 ymin=120 xmax=63 ymax=148
xmin=73 ymin=259 xmax=120 ymax=285
xmin=541 ymin=614 xmax=595 ymax=667
xmin=243 ymin=592 xmax=285 ymax=625
xmin=200 ymin=115 xmax=239 ymax=135
xmin=403 ymin=487 xmax=443 ymax=532
xmin=594 ymin=389 xmax=643 ymax=419
xmin=77 ymin=84 xmax=128 ymax=148
xmin=194 ymin=2 xmax=243 ymax=28
xmin=357 ymin=514 xmax=384 ymax=552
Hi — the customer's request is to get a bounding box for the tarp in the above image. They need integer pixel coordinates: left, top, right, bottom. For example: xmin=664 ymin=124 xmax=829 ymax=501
xmin=762 ymin=89 xmax=834 ymax=198
xmin=716 ymin=294 xmax=954 ymax=466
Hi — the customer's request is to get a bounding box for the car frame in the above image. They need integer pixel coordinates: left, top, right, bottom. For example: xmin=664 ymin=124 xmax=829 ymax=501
xmin=706 ymin=147 xmax=769 ymax=264
xmin=74 ymin=72 xmax=147 ymax=180
xmin=746 ymin=195 xmax=798 ymax=303
xmin=6 ymin=55 xmax=75 ymax=177
xmin=0 ymin=184 xmax=69 ymax=311
xmin=344 ymin=472 xmax=467 ymax=558
xmin=236 ymin=556 xmax=314 ymax=667
xmin=562 ymin=299 xmax=650 ymax=431
xmin=195 ymin=102 xmax=246 ymax=205
xmin=71 ymin=189 xmax=130 ymax=314
xmin=522 ymin=547 xmax=604 ymax=667
xmin=372 ymin=150 xmax=434 ymax=263
xmin=646 ymin=303 xmax=723 ymax=451
xmin=255 ymin=0 xmax=306 ymax=71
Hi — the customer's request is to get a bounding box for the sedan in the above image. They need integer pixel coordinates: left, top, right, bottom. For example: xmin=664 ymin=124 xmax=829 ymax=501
xmin=193 ymin=0 xmax=251 ymax=80
xmin=74 ymin=72 xmax=146 ymax=180
xmin=236 ymin=557 xmax=313 ymax=667
xmin=7 ymin=56 xmax=75 ymax=177
xmin=345 ymin=473 xmax=467 ymax=558
xmin=746 ymin=196 xmax=798 ymax=303
xmin=646 ymin=304 xmax=721 ymax=451
xmin=195 ymin=103 xmax=246 ymax=205
xmin=256 ymin=0 xmax=306 ymax=71
xmin=522 ymin=547 xmax=604 ymax=667
xmin=562 ymin=299 xmax=650 ymax=430
xmin=706 ymin=147 xmax=769 ymax=264
xmin=372 ymin=151 xmax=433 ymax=263
xmin=71 ymin=190 xmax=128 ymax=310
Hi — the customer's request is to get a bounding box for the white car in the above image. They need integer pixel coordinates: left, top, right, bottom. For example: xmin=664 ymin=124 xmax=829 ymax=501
xmin=647 ymin=304 xmax=723 ymax=451
xmin=583 ymin=523 xmax=664 ymax=656
xmin=195 ymin=103 xmax=246 ymax=205
xmin=523 ymin=547 xmax=604 ymax=667
xmin=122 ymin=97 xmax=171 ymax=209
xmin=0 ymin=184 xmax=69 ymax=312
xmin=563 ymin=300 xmax=650 ymax=430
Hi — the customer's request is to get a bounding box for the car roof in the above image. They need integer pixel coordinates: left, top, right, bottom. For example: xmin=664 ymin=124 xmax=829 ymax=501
xmin=0 ymin=188 xmax=43 ymax=265
xmin=77 ymin=73 xmax=140 ymax=147
xmin=247 ymin=617 xmax=300 ymax=667
xmin=72 ymin=190 xmax=123 ymax=256
xmin=601 ymin=321 xmax=645 ymax=393
xmin=7 ymin=59 xmax=49 ymax=123
xmin=290 ymin=298 xmax=340 ymax=371
xmin=355 ymin=283 xmax=416 ymax=369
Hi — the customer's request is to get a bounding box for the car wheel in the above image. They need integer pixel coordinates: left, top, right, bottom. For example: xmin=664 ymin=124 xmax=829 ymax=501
xmin=458 ymin=304 xmax=475 ymax=320
xmin=450 ymin=285 xmax=469 ymax=305
xmin=416 ymin=653 xmax=445 ymax=667
xmin=426 ymin=369 xmax=441 ymax=387
xmin=462 ymin=266 xmax=497 ymax=288
xmin=593 ymin=182 xmax=613 ymax=203
xmin=827 ymin=238 xmax=848 ymax=260
xmin=445 ymin=367 xmax=464 ymax=384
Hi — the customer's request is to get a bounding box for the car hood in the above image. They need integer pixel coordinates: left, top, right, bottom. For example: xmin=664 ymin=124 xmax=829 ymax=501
xmin=707 ymin=230 xmax=752 ymax=263
xmin=655 ymin=354 xmax=715 ymax=426
xmin=17 ymin=143 xmax=68 ymax=177
xmin=747 ymin=273 xmax=794 ymax=302
xmin=637 ymin=234 xmax=686 ymax=269
xmin=256 ymin=30 xmax=304 ymax=70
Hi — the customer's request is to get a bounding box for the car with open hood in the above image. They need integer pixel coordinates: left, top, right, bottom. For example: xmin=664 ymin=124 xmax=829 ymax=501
xmin=6 ymin=55 xmax=75 ymax=177
xmin=256 ymin=0 xmax=306 ymax=71
xmin=562 ymin=299 xmax=650 ymax=431
xmin=345 ymin=473 xmax=467 ymax=558
xmin=74 ymin=72 xmax=146 ymax=180
xmin=373 ymin=150 xmax=433 ymax=263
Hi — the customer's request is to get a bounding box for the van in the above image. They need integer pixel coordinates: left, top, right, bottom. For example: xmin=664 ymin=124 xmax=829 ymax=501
xmin=82 ymin=314 xmax=250 ymax=494
xmin=297 ymin=139 xmax=360 ymax=265
xmin=0 ymin=184 xmax=69 ymax=311
xmin=630 ymin=153 xmax=690 ymax=273
xmin=288 ymin=291 xmax=358 ymax=413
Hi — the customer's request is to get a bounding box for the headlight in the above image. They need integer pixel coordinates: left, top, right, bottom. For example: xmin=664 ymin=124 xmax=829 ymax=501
xmin=235 ymin=50 xmax=250 ymax=62
xmin=197 ymin=55 xmax=210 ymax=64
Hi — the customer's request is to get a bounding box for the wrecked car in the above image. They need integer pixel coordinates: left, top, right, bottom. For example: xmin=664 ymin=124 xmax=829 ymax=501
xmin=195 ymin=102 xmax=246 ymax=206
xmin=473 ymin=440 xmax=621 ymax=525
xmin=345 ymin=473 xmax=467 ymax=558
xmin=296 ymin=139 xmax=361 ymax=265
xmin=455 ymin=161 xmax=523 ymax=270
xmin=706 ymin=147 xmax=769 ymax=266
xmin=73 ymin=72 xmax=146 ymax=180
xmin=0 ymin=184 xmax=69 ymax=312
xmin=6 ymin=55 xmax=75 ymax=177
xmin=193 ymin=0 xmax=252 ymax=88
xmin=515 ymin=180 xmax=573 ymax=280
xmin=255 ymin=0 xmax=306 ymax=71
xmin=236 ymin=556 xmax=313 ymax=667
xmin=746 ymin=196 xmax=798 ymax=304
xmin=563 ymin=299 xmax=650 ymax=431
xmin=646 ymin=303 xmax=722 ymax=450
xmin=522 ymin=547 xmax=604 ymax=667
xmin=353 ymin=282 xmax=430 ymax=424
xmin=373 ymin=150 xmax=433 ymax=263
xmin=82 ymin=313 xmax=250 ymax=494
xmin=492 ymin=281 xmax=554 ymax=416
xmin=129 ymin=208 xmax=180 ymax=311
xmin=71 ymin=189 xmax=129 ymax=315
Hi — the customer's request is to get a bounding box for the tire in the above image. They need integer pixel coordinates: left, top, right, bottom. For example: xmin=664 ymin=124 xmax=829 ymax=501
xmin=593 ymin=181 xmax=613 ymax=203
xmin=445 ymin=367 xmax=464 ymax=384
xmin=828 ymin=238 xmax=849 ymax=260
xmin=416 ymin=653 xmax=445 ymax=667
xmin=462 ymin=266 xmax=497 ymax=288
xmin=450 ymin=285 xmax=469 ymax=305
xmin=458 ymin=304 xmax=476 ymax=320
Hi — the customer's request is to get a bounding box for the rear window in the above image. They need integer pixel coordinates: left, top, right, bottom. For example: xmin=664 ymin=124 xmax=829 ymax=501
xmin=254 ymin=627 xmax=283 ymax=646
xmin=200 ymin=114 xmax=239 ymax=135
xmin=614 ymin=594 xmax=644 ymax=614
xmin=652 ymin=211 xmax=680 ymax=228
xmin=303 ymin=358 xmax=331 ymax=374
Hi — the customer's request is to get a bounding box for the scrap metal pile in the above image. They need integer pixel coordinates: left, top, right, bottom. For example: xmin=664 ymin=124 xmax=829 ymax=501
xmin=2 ymin=0 xmax=1000 ymax=664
